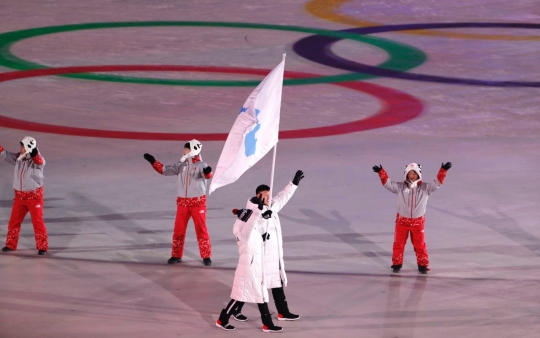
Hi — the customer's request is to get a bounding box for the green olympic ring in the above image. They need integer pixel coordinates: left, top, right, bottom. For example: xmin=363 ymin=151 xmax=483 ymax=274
xmin=0 ymin=21 xmax=426 ymax=86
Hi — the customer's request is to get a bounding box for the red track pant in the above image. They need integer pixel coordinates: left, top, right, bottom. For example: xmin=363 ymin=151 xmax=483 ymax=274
xmin=171 ymin=198 xmax=212 ymax=259
xmin=392 ymin=214 xmax=428 ymax=267
xmin=5 ymin=199 xmax=48 ymax=251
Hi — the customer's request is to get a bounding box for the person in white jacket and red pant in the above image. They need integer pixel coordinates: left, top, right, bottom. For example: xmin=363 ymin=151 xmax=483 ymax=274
xmin=1 ymin=136 xmax=48 ymax=255
xmin=373 ymin=162 xmax=451 ymax=274
xmin=144 ymin=139 xmax=214 ymax=266
xmin=216 ymin=170 xmax=304 ymax=333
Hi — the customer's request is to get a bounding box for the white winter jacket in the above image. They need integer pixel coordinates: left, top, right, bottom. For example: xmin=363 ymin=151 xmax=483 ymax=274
xmin=230 ymin=182 xmax=297 ymax=302
xmin=258 ymin=182 xmax=297 ymax=289
xmin=230 ymin=200 xmax=267 ymax=303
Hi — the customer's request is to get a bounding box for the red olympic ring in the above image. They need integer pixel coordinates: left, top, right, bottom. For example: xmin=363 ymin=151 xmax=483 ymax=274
xmin=0 ymin=65 xmax=423 ymax=140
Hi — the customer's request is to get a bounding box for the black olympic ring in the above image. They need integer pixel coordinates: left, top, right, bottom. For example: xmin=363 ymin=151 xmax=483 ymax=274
xmin=293 ymin=22 xmax=540 ymax=87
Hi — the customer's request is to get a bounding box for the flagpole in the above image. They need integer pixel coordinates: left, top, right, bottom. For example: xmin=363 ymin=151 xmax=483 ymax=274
xmin=269 ymin=144 xmax=277 ymax=200
xmin=268 ymin=53 xmax=285 ymax=201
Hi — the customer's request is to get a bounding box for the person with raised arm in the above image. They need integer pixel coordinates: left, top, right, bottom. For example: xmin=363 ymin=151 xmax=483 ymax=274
xmin=373 ymin=162 xmax=452 ymax=274
xmin=144 ymin=139 xmax=213 ymax=266
xmin=1 ymin=136 xmax=48 ymax=255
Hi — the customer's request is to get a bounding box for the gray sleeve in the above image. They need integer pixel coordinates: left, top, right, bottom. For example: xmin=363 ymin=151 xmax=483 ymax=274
xmin=33 ymin=156 xmax=46 ymax=169
xmin=424 ymin=179 xmax=442 ymax=195
xmin=383 ymin=180 xmax=401 ymax=194
xmin=1 ymin=150 xmax=18 ymax=165
xmin=200 ymin=161 xmax=207 ymax=175
xmin=162 ymin=161 xmax=186 ymax=176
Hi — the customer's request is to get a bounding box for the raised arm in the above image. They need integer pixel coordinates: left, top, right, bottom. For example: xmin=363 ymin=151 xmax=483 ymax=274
xmin=233 ymin=197 xmax=264 ymax=243
xmin=424 ymin=162 xmax=451 ymax=194
xmin=0 ymin=146 xmax=19 ymax=165
xmin=30 ymin=147 xmax=45 ymax=168
xmin=373 ymin=164 xmax=400 ymax=194
xmin=143 ymin=153 xmax=186 ymax=176
xmin=270 ymin=170 xmax=303 ymax=213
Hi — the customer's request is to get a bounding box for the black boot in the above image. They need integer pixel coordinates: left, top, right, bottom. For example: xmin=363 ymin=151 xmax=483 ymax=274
xmin=38 ymin=250 xmax=46 ymax=256
xmin=167 ymin=257 xmax=181 ymax=264
xmin=272 ymin=287 xmax=300 ymax=321
xmin=258 ymin=302 xmax=283 ymax=332
xmin=216 ymin=309 xmax=235 ymax=331
xmin=203 ymin=258 xmax=212 ymax=266
xmin=2 ymin=246 xmax=14 ymax=252
xmin=418 ymin=265 xmax=429 ymax=274
xmin=391 ymin=264 xmax=402 ymax=273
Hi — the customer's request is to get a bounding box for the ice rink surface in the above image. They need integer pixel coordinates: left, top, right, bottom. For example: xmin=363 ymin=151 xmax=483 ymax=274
xmin=1 ymin=0 xmax=540 ymax=337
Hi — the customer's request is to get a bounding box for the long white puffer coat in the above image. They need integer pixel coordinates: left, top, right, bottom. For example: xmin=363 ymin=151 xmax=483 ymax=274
xmin=230 ymin=200 xmax=268 ymax=303
xmin=258 ymin=182 xmax=297 ymax=289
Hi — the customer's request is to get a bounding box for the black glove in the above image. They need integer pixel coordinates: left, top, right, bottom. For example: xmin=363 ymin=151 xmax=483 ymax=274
xmin=262 ymin=210 xmax=273 ymax=219
xmin=441 ymin=162 xmax=452 ymax=171
xmin=292 ymin=170 xmax=304 ymax=186
xmin=250 ymin=196 xmax=265 ymax=210
xmin=30 ymin=147 xmax=39 ymax=157
xmin=262 ymin=232 xmax=270 ymax=242
xmin=373 ymin=164 xmax=383 ymax=173
xmin=233 ymin=208 xmax=253 ymax=222
xmin=203 ymin=166 xmax=212 ymax=175
xmin=143 ymin=153 xmax=155 ymax=164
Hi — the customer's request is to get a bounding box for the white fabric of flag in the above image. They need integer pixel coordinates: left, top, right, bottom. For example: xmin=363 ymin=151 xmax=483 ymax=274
xmin=209 ymin=58 xmax=285 ymax=195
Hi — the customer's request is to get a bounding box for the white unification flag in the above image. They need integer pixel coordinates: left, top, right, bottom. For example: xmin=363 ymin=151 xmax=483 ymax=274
xmin=209 ymin=57 xmax=285 ymax=195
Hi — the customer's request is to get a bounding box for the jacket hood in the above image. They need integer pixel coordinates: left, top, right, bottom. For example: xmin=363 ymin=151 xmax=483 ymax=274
xmin=186 ymin=139 xmax=202 ymax=157
xmin=18 ymin=136 xmax=36 ymax=161
xmin=404 ymin=163 xmax=422 ymax=187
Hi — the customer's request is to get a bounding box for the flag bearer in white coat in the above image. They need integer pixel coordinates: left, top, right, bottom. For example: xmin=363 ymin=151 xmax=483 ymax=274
xmin=143 ymin=139 xmax=214 ymax=266
xmin=256 ymin=170 xmax=303 ymax=321
xmin=1 ymin=137 xmax=48 ymax=255
xmin=216 ymin=195 xmax=283 ymax=332
xmin=216 ymin=170 xmax=304 ymax=332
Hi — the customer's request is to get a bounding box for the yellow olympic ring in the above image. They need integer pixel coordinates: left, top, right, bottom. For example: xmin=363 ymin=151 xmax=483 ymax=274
xmin=305 ymin=0 xmax=540 ymax=41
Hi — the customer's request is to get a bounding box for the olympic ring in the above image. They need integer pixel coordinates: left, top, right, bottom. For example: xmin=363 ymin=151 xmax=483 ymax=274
xmin=305 ymin=0 xmax=540 ymax=41
xmin=0 ymin=65 xmax=423 ymax=140
xmin=293 ymin=23 xmax=540 ymax=87
xmin=0 ymin=21 xmax=426 ymax=86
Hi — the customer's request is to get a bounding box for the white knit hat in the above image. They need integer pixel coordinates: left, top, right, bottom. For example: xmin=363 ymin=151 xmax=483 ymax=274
xmin=18 ymin=136 xmax=37 ymax=160
xmin=186 ymin=139 xmax=202 ymax=157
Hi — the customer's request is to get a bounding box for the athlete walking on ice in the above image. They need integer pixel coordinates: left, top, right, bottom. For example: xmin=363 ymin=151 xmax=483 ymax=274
xmin=216 ymin=170 xmax=304 ymax=333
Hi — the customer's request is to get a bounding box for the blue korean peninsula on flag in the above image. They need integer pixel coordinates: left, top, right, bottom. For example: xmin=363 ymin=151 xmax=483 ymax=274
xmin=209 ymin=58 xmax=285 ymax=194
